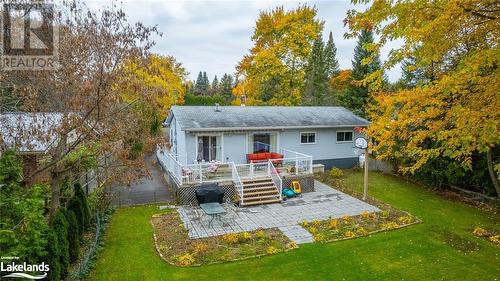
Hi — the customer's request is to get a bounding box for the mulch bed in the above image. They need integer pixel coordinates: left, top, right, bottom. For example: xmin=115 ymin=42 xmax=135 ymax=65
xmin=151 ymin=211 xmax=296 ymax=266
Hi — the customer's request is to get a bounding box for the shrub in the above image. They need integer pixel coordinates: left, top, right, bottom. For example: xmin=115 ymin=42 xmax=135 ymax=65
xmin=381 ymin=222 xmax=399 ymax=230
xmin=193 ymin=242 xmax=209 ymax=254
xmin=489 ymin=234 xmax=500 ymax=245
xmin=300 ymin=221 xmax=309 ymax=227
xmin=329 ymin=167 xmax=344 ymax=178
xmin=177 ymin=253 xmax=195 ymax=266
xmin=65 ymin=210 xmax=80 ymax=262
xmin=255 ymin=229 xmax=267 ymax=240
xmin=52 ymin=210 xmax=69 ymax=280
xmin=398 ymin=216 xmax=414 ymax=225
xmin=239 ymin=232 xmax=252 ymax=242
xmin=314 ymin=233 xmax=326 ymax=242
xmin=472 ymin=227 xmax=489 ymax=237
xmin=344 ymin=231 xmax=355 ymax=238
xmin=380 ymin=210 xmax=390 ymax=218
xmin=74 ymin=183 xmax=91 ymax=230
xmin=328 ymin=219 xmax=339 ymax=229
xmin=184 ymin=93 xmax=228 ymax=106
xmin=308 ymin=227 xmax=318 ymax=235
xmin=311 ymin=219 xmax=321 ymax=227
xmin=68 ymin=196 xmax=84 ymax=236
xmin=222 ymin=233 xmax=239 ymax=244
xmin=45 ymin=229 xmax=61 ymax=281
xmin=355 ymin=227 xmax=368 ymax=236
xmin=286 ymin=241 xmax=298 ymax=249
xmin=266 ymin=246 xmax=279 ymax=255
xmin=361 ymin=211 xmax=371 ymax=220
xmin=341 ymin=215 xmax=351 ymax=224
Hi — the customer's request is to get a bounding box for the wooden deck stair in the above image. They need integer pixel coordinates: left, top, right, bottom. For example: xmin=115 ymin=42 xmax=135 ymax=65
xmin=241 ymin=177 xmax=281 ymax=206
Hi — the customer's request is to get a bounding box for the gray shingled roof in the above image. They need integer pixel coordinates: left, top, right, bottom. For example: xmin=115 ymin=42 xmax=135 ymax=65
xmin=166 ymin=106 xmax=369 ymax=131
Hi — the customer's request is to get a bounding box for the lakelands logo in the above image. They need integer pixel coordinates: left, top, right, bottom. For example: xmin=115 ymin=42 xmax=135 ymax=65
xmin=1 ymin=257 xmax=49 ymax=279
xmin=0 ymin=2 xmax=59 ymax=70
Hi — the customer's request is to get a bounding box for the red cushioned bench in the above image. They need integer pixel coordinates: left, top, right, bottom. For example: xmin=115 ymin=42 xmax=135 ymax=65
xmin=246 ymin=152 xmax=284 ymax=165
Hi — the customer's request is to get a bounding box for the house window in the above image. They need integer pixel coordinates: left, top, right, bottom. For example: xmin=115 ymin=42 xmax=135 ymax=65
xmin=197 ymin=135 xmax=221 ymax=162
xmin=248 ymin=132 xmax=277 ymax=153
xmin=300 ymin=132 xmax=316 ymax=144
xmin=337 ymin=131 xmax=353 ymax=142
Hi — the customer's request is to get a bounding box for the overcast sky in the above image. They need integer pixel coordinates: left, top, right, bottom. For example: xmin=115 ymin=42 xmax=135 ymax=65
xmin=89 ymin=0 xmax=402 ymax=82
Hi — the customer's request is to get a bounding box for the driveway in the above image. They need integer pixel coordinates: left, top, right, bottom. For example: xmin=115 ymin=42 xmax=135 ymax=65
xmin=110 ymin=155 xmax=174 ymax=206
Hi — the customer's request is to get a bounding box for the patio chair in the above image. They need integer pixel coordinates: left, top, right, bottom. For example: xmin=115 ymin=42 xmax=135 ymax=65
xmin=222 ymin=197 xmax=240 ymax=226
xmin=188 ymin=202 xmax=203 ymax=225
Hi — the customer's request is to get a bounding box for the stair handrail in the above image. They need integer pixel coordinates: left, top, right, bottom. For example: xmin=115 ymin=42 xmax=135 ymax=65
xmin=231 ymin=162 xmax=244 ymax=206
xmin=268 ymin=160 xmax=283 ymax=201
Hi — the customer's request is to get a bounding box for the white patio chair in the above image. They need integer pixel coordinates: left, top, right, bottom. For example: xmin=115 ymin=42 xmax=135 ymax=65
xmin=222 ymin=197 xmax=240 ymax=226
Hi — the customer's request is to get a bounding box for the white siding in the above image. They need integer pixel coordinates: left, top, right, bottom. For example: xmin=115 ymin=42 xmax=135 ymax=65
xmin=279 ymin=128 xmax=363 ymax=160
xmin=175 ymin=118 xmax=188 ymax=165
xmin=222 ymin=133 xmax=247 ymax=163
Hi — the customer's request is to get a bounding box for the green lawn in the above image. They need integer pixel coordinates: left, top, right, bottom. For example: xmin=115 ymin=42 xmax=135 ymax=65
xmin=89 ymin=171 xmax=499 ymax=281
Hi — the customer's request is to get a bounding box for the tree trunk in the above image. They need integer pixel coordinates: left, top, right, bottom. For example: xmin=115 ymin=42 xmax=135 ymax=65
xmin=486 ymin=147 xmax=500 ymax=198
xmin=49 ymin=132 xmax=68 ymax=219
xmin=50 ymin=169 xmax=62 ymax=219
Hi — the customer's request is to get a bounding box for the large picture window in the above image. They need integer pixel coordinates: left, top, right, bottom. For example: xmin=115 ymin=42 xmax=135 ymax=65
xmin=248 ymin=132 xmax=277 ymax=153
xmin=337 ymin=131 xmax=353 ymax=142
xmin=300 ymin=132 xmax=316 ymax=144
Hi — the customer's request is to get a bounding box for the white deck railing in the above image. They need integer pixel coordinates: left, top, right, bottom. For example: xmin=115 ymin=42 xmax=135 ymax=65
xmin=279 ymin=148 xmax=313 ymax=175
xmin=268 ymin=160 xmax=282 ymax=200
xmin=231 ymin=162 xmax=245 ymax=205
xmin=157 ymin=147 xmax=312 ymax=187
xmin=156 ymin=147 xmax=183 ymax=184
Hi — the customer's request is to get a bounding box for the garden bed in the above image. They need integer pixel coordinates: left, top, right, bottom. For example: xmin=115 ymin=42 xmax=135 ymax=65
xmin=300 ymin=209 xmax=420 ymax=243
xmin=151 ymin=211 xmax=297 ymax=266
xmin=309 ymin=171 xmax=421 ymax=242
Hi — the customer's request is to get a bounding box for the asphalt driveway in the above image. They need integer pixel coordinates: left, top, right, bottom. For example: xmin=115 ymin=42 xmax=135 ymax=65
xmin=110 ymin=155 xmax=173 ymax=206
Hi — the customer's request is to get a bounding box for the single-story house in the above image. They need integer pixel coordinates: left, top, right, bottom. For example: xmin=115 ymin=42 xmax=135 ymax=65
xmin=164 ymin=105 xmax=369 ymax=169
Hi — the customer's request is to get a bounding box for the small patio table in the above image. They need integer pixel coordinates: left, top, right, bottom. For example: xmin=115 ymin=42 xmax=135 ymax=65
xmin=199 ymin=202 xmax=227 ymax=226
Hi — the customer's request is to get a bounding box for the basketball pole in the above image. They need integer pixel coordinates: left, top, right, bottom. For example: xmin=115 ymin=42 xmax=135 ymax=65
xmin=363 ymin=147 xmax=368 ymax=201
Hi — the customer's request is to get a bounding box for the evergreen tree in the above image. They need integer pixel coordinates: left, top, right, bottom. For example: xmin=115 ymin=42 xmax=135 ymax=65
xmin=68 ymin=196 xmax=84 ymax=236
xmin=341 ymin=29 xmax=383 ymax=117
xmin=212 ymin=75 xmax=219 ymax=88
xmin=45 ymin=229 xmax=61 ymax=281
xmin=400 ymin=55 xmax=436 ymax=89
xmin=202 ymin=72 xmax=209 ymax=90
xmin=324 ymin=31 xmax=340 ymax=78
xmin=220 ymin=73 xmax=234 ymax=102
xmin=65 ymin=210 xmax=80 ymax=262
xmin=74 ymin=183 xmax=91 ymax=230
xmin=52 ymin=210 xmax=69 ymax=280
xmin=194 ymin=71 xmax=204 ymax=94
xmin=303 ymin=34 xmax=329 ymax=105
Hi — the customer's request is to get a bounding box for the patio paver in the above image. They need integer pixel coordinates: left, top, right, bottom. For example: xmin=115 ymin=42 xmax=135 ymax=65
xmin=177 ymin=180 xmax=379 ymax=239
xmin=278 ymin=225 xmax=314 ymax=244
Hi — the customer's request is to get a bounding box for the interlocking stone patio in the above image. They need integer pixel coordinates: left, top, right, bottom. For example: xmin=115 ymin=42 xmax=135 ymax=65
xmin=177 ymin=180 xmax=379 ymax=242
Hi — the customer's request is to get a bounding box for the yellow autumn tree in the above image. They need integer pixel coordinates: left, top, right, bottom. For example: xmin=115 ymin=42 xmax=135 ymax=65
xmin=118 ymin=54 xmax=187 ymax=135
xmin=346 ymin=0 xmax=500 ymax=196
xmin=235 ymin=5 xmax=323 ymax=105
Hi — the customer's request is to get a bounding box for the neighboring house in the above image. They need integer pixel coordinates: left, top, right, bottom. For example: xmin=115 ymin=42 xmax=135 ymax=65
xmin=164 ymin=105 xmax=369 ymax=169
xmin=0 ymin=112 xmax=100 ymax=191
xmin=0 ymin=112 xmax=65 ymax=185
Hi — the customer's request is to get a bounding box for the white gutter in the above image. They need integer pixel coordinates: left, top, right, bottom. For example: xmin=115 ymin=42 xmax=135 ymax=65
xmin=183 ymin=124 xmax=369 ymax=132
